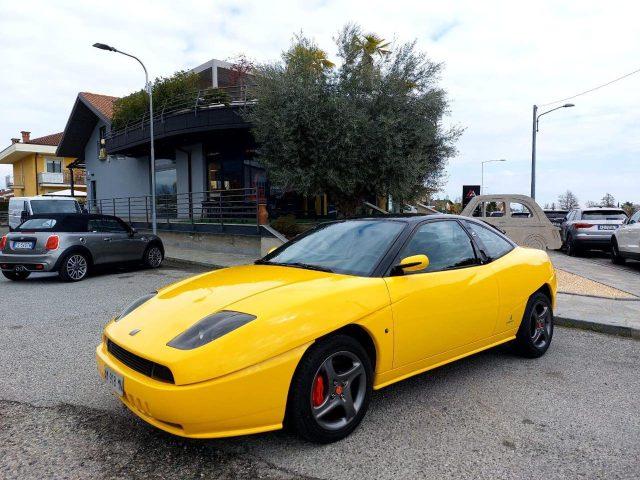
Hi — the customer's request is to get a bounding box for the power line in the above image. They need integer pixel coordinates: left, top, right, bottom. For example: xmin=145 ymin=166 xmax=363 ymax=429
xmin=540 ymin=66 xmax=640 ymax=107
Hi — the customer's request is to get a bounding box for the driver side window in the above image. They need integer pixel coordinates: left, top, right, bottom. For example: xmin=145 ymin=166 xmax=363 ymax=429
xmin=629 ymin=211 xmax=640 ymax=224
xmin=399 ymin=221 xmax=477 ymax=273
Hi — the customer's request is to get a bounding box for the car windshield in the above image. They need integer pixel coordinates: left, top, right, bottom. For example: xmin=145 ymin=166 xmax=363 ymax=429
xmin=30 ymin=200 xmax=79 ymax=214
xmin=261 ymin=220 xmax=405 ymax=276
xmin=582 ymin=210 xmax=627 ymax=220
xmin=17 ymin=218 xmax=58 ymax=230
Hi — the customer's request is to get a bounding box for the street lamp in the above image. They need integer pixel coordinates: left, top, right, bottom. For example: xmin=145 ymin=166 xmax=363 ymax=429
xmin=481 ymin=159 xmax=506 ymax=194
xmin=530 ymin=103 xmax=574 ymax=200
xmin=93 ymin=42 xmax=157 ymax=234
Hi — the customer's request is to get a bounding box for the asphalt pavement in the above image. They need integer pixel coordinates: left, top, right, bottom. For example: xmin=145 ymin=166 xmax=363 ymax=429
xmin=1 ymin=262 xmax=639 ymax=479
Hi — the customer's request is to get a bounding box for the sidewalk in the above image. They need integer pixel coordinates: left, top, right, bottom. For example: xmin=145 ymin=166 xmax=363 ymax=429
xmin=164 ymin=244 xmax=257 ymax=268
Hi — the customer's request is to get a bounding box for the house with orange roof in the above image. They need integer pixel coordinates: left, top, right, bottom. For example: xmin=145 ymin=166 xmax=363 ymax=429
xmin=0 ymin=130 xmax=83 ymax=197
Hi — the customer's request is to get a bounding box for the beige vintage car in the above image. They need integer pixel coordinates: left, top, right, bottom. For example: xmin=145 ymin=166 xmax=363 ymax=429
xmin=460 ymin=194 xmax=562 ymax=250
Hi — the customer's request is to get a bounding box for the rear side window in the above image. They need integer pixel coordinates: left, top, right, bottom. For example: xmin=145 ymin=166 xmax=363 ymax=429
xmin=465 ymin=221 xmax=514 ymax=260
xmin=17 ymin=218 xmax=57 ymax=230
xmin=399 ymin=220 xmax=477 ymax=272
xmin=509 ymin=202 xmax=533 ymax=218
xmin=582 ymin=210 xmax=627 ymax=220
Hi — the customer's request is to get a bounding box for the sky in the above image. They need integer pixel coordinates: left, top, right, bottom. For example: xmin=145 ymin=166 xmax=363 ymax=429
xmin=0 ymin=0 xmax=638 ymax=207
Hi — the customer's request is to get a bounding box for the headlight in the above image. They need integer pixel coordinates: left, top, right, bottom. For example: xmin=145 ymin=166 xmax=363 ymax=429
xmin=167 ymin=310 xmax=256 ymax=350
xmin=115 ymin=293 xmax=156 ymax=321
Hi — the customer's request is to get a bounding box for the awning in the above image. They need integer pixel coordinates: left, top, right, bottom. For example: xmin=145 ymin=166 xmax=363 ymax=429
xmin=42 ymin=189 xmax=87 ymax=197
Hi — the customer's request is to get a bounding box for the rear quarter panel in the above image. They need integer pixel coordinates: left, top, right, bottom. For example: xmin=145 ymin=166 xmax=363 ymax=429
xmin=489 ymin=247 xmax=556 ymax=335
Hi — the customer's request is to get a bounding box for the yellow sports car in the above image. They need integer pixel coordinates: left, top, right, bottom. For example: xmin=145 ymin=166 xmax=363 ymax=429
xmin=96 ymin=216 xmax=556 ymax=443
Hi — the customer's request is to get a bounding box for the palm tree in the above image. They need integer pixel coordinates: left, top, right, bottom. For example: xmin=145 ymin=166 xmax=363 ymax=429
xmin=355 ymin=34 xmax=391 ymax=64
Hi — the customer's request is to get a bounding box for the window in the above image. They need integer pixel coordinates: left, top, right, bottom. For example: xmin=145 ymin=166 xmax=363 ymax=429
xmin=30 ymin=200 xmax=79 ymax=214
xmin=45 ymin=158 xmax=62 ymax=173
xmin=471 ymin=201 xmax=506 ymax=218
xmin=88 ymin=218 xmax=128 ymax=233
xmin=155 ymin=157 xmax=177 ymax=196
xmin=399 ymin=221 xmax=477 ymax=273
xmin=465 ymin=221 xmax=514 ymax=260
xmin=582 ymin=210 xmax=627 ymax=221
xmin=18 ymin=218 xmax=57 ymax=230
xmin=509 ymin=202 xmax=533 ymax=218
xmin=628 ymin=211 xmax=640 ymax=224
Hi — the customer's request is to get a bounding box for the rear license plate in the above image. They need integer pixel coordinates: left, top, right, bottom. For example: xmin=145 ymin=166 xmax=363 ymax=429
xmin=598 ymin=225 xmax=617 ymax=230
xmin=13 ymin=241 xmax=33 ymax=249
xmin=104 ymin=366 xmax=124 ymax=397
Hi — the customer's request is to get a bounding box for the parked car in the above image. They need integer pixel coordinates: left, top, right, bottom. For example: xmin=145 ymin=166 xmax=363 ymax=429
xmin=543 ymin=209 xmax=569 ymax=228
xmin=8 ymin=196 xmax=82 ymax=231
xmin=0 ymin=213 xmax=164 ymax=282
xmin=97 ymin=215 xmax=556 ymax=443
xmin=611 ymin=210 xmax=640 ymax=264
xmin=560 ymin=207 xmax=628 ymax=256
xmin=460 ymin=194 xmax=562 ymax=250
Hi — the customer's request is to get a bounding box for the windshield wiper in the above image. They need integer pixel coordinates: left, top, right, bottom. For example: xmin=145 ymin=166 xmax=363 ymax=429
xmin=254 ymin=259 xmax=334 ymax=273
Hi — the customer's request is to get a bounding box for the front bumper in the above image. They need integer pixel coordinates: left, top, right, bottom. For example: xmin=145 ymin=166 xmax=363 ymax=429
xmin=0 ymin=252 xmax=57 ymax=272
xmin=95 ymin=340 xmax=308 ymax=438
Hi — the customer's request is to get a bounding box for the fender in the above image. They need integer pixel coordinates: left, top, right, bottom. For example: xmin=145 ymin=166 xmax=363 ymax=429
xmin=53 ymin=245 xmax=94 ymax=271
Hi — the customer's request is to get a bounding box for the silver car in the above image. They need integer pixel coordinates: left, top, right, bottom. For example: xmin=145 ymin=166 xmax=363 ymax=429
xmin=560 ymin=207 xmax=628 ymax=256
xmin=0 ymin=214 xmax=164 ymax=282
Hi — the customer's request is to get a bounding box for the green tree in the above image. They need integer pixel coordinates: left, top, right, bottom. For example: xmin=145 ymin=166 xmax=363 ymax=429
xmin=601 ymin=193 xmax=616 ymax=207
xmin=246 ymin=25 xmax=460 ymax=216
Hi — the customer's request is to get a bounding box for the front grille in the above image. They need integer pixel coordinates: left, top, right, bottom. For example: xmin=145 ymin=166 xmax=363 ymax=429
xmin=107 ymin=339 xmax=174 ymax=384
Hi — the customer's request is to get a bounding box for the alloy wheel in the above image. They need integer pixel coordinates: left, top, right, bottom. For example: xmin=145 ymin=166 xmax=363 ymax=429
xmin=310 ymin=351 xmax=367 ymax=431
xmin=66 ymin=254 xmax=88 ymax=280
xmin=530 ymin=301 xmax=552 ymax=349
xmin=147 ymin=247 xmax=162 ymax=267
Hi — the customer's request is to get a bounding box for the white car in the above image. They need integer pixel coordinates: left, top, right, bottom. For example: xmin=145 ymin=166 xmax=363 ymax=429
xmin=8 ymin=196 xmax=82 ymax=231
xmin=611 ymin=210 xmax=640 ymax=264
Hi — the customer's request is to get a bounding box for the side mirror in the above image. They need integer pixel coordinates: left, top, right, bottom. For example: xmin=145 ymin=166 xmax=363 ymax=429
xmin=129 ymin=227 xmax=137 ymax=237
xmin=394 ymin=254 xmax=429 ymax=274
xmin=20 ymin=210 xmax=29 ymax=222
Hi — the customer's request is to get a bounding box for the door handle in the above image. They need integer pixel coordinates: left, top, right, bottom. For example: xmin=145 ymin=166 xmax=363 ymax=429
xmin=103 ymin=237 xmax=112 ymax=242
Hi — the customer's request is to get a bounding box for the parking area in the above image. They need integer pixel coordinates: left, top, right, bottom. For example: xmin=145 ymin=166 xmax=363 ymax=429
xmin=1 ymin=262 xmax=639 ymax=479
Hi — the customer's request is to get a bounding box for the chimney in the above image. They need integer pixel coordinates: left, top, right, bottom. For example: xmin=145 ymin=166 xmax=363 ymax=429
xmin=20 ymin=131 xmax=31 ymax=143
xmin=11 ymin=138 xmax=20 ymax=144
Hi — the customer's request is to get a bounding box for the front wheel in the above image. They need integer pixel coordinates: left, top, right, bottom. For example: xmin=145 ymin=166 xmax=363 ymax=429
xmin=287 ymin=334 xmax=373 ymax=443
xmin=611 ymin=239 xmax=626 ymax=265
xmin=143 ymin=244 xmax=163 ymax=268
xmin=3 ymin=270 xmax=30 ymax=281
xmin=566 ymin=234 xmax=581 ymax=257
xmin=513 ymin=292 xmax=554 ymax=358
xmin=58 ymin=252 xmax=89 ymax=282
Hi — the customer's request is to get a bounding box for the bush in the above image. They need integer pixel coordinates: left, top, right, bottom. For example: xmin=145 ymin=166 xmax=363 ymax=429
xmin=271 ymin=215 xmax=303 ymax=238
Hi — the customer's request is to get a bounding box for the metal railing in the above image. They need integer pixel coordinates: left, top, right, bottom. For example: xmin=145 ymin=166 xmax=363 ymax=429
xmin=108 ymin=84 xmax=255 ymax=139
xmin=86 ymin=188 xmax=263 ymax=228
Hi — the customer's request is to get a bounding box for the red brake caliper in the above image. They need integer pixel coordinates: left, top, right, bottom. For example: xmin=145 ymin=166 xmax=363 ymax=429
xmin=312 ymin=374 xmax=325 ymax=407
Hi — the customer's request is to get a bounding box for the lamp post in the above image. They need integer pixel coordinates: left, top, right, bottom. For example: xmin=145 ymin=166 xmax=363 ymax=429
xmin=531 ymin=103 xmax=574 ymax=200
xmin=93 ymin=43 xmax=157 ymax=234
xmin=481 ymin=159 xmax=506 ymax=194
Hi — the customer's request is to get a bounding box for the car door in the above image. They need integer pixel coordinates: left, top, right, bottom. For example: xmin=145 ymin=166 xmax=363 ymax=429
xmin=384 ymin=219 xmax=499 ymax=368
xmin=619 ymin=211 xmax=640 ymax=255
xmin=85 ymin=217 xmax=110 ymax=264
xmin=99 ymin=217 xmax=138 ymax=262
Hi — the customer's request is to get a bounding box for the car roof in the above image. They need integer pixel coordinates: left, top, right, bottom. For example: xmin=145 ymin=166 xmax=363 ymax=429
xmin=24 ymin=213 xmax=111 ymax=220
xmin=581 ymin=207 xmax=625 ymax=212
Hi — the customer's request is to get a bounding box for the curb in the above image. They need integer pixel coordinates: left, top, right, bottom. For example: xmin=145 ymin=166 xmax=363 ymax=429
xmin=555 ymin=315 xmax=640 ymax=340
xmin=164 ymin=257 xmax=224 ymax=270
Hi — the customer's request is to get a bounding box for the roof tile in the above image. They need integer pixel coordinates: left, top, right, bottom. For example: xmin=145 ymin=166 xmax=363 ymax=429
xmin=26 ymin=132 xmax=64 ymax=146
xmin=79 ymin=92 xmax=118 ymax=119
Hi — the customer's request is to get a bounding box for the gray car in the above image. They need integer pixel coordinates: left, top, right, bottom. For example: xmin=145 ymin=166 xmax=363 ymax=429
xmin=0 ymin=213 xmax=164 ymax=281
xmin=560 ymin=207 xmax=627 ymax=256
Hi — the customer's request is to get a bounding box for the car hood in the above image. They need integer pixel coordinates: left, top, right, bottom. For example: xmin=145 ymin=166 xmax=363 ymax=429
xmin=104 ymin=264 xmax=389 ymax=385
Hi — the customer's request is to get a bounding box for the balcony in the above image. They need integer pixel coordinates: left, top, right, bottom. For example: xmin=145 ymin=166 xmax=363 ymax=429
xmin=37 ymin=171 xmax=86 ymax=186
xmin=6 ymin=174 xmax=24 ymax=188
xmin=106 ymin=85 xmax=254 ymax=155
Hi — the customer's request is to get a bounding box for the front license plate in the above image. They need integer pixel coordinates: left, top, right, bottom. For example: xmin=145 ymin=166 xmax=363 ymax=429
xmin=13 ymin=241 xmax=33 ymax=249
xmin=598 ymin=225 xmax=617 ymax=230
xmin=104 ymin=366 xmax=124 ymax=397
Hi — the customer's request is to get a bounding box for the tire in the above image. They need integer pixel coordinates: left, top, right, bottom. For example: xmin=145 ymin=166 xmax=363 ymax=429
xmin=566 ymin=234 xmax=581 ymax=257
xmin=611 ymin=239 xmax=626 ymax=265
xmin=512 ymin=292 xmax=554 ymax=358
xmin=3 ymin=270 xmax=30 ymax=281
xmin=143 ymin=244 xmax=163 ymax=268
xmin=58 ymin=252 xmax=89 ymax=282
xmin=287 ymin=334 xmax=373 ymax=443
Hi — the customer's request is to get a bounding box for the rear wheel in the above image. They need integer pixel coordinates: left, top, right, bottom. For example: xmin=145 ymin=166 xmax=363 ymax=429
xmin=2 ymin=270 xmax=30 ymax=281
xmin=513 ymin=292 xmax=554 ymax=358
xmin=143 ymin=244 xmax=163 ymax=268
xmin=287 ymin=334 xmax=373 ymax=443
xmin=58 ymin=253 xmax=89 ymax=282
xmin=611 ymin=238 xmax=626 ymax=265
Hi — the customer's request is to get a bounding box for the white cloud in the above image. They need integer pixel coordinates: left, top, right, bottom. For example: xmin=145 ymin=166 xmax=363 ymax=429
xmin=0 ymin=0 xmax=638 ymax=206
